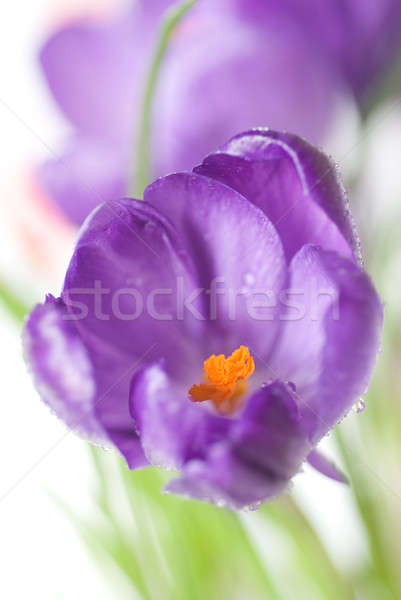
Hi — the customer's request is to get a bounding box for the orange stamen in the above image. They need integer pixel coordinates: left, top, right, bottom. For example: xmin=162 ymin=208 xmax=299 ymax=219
xmin=189 ymin=345 xmax=255 ymax=415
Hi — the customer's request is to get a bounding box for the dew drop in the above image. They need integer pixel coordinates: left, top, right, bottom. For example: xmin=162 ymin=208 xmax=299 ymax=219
xmin=244 ymin=272 xmax=255 ymax=286
xmin=287 ymin=381 xmax=297 ymax=392
xmin=353 ymin=398 xmax=366 ymax=414
xmin=245 ymin=500 xmax=261 ymax=512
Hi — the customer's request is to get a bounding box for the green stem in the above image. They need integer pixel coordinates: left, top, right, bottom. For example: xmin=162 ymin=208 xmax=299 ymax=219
xmin=0 ymin=281 xmax=30 ymax=324
xmin=335 ymin=427 xmax=399 ymax=597
xmin=133 ymin=0 xmax=198 ymax=198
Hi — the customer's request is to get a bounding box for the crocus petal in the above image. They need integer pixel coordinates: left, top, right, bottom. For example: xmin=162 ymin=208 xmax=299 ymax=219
xmin=129 ymin=362 xmax=230 ymax=470
xmin=144 ymin=172 xmax=287 ymax=358
xmin=268 ymin=245 xmax=383 ymax=443
xmin=166 ymin=381 xmax=311 ymax=509
xmin=195 ymin=129 xmax=359 ymax=263
xmin=63 ymin=198 xmax=204 ymax=379
xmin=37 ymin=137 xmax=127 ymax=226
xmin=307 ymin=449 xmax=348 ymax=484
xmin=329 ymin=0 xmax=401 ymax=100
xmin=154 ymin=6 xmax=341 ymax=178
xmin=234 ymin=0 xmax=401 ymax=101
xmin=40 ymin=7 xmax=142 ymax=139
xmin=24 ymin=296 xmax=100 ymax=437
xmin=23 ymin=295 xmax=148 ymax=468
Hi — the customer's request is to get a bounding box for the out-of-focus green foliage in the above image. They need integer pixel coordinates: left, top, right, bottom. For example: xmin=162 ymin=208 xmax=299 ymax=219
xmin=333 ymin=210 xmax=401 ymax=600
xmin=58 ymin=447 xmax=352 ymax=600
xmin=0 ymin=280 xmax=30 ymax=323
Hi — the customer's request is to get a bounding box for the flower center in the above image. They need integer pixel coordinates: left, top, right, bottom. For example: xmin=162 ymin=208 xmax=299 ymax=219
xmin=189 ymin=345 xmax=255 ymax=415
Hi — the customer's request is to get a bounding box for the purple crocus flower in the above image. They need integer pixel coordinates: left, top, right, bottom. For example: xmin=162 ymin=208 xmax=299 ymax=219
xmin=38 ymin=1 xmax=401 ymax=226
xmin=37 ymin=0 xmax=346 ymax=225
xmin=24 ymin=130 xmax=383 ymax=509
xmin=236 ymin=0 xmax=401 ymax=101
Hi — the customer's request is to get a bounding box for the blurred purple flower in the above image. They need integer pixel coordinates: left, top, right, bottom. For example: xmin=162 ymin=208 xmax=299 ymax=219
xmin=24 ymin=130 xmax=383 ymax=508
xmin=236 ymin=0 xmax=401 ymax=101
xmin=35 ymin=1 xmax=342 ymax=224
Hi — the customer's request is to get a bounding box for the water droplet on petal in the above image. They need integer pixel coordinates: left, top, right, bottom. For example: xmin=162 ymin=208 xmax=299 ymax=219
xmin=244 ymin=272 xmax=255 ymax=286
xmin=353 ymin=398 xmax=366 ymax=413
